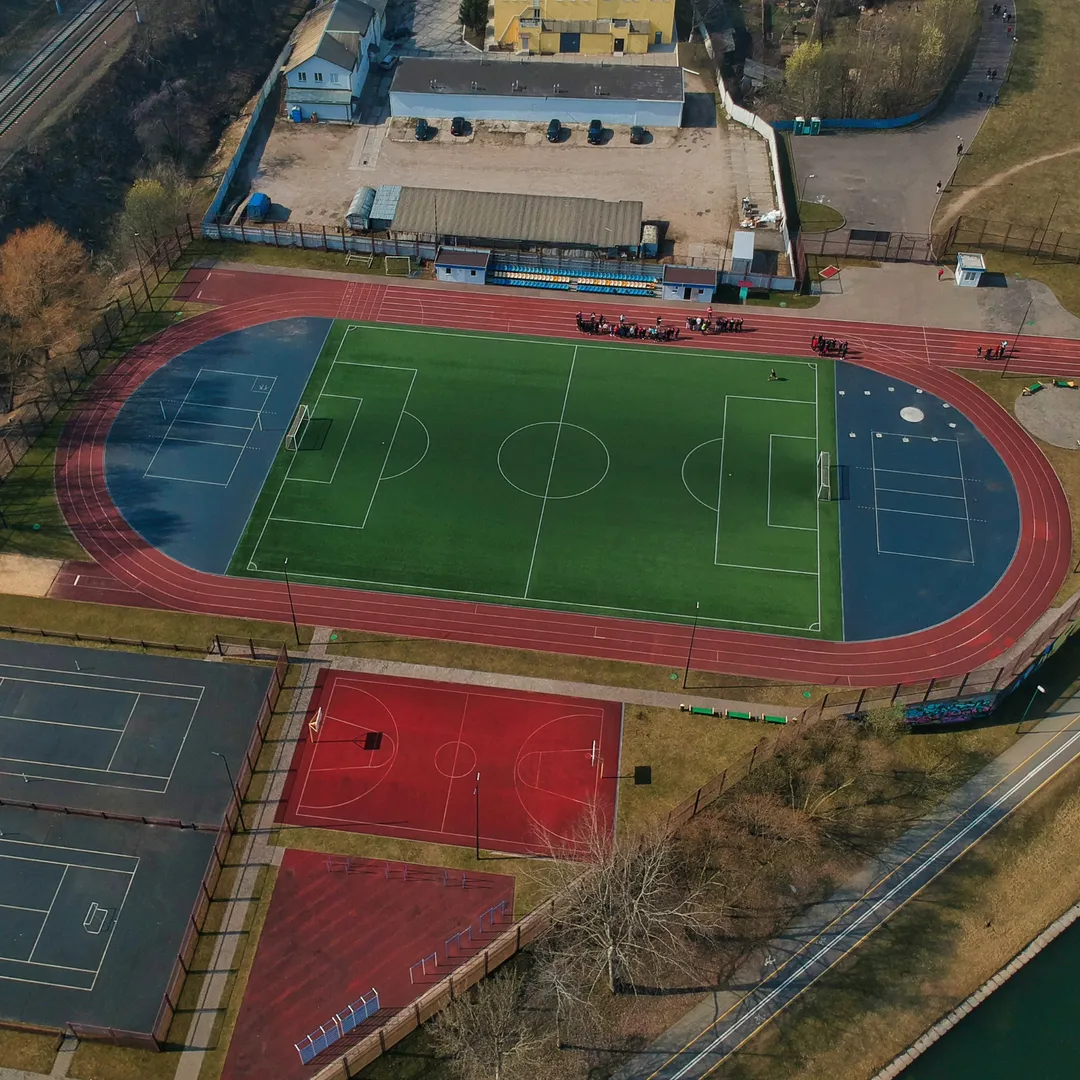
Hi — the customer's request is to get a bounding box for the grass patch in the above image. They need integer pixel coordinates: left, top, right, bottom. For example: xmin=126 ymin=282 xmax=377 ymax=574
xmin=192 ymin=238 xmax=401 ymax=277
xmin=798 ymin=201 xmax=846 ymax=233
xmin=0 ymin=594 xmax=311 ymax=651
xmin=958 ymin=367 xmax=1080 ymax=605
xmin=0 ymin=1028 xmax=59 ymax=1072
xmin=709 ymin=751 xmax=1080 ymax=1080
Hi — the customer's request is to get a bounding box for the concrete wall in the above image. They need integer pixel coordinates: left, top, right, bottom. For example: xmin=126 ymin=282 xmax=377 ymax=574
xmin=390 ymin=90 xmax=682 ymax=127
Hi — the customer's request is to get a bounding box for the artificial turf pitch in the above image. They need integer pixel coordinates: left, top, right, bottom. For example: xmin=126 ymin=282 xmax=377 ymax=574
xmin=229 ymin=322 xmax=842 ymax=637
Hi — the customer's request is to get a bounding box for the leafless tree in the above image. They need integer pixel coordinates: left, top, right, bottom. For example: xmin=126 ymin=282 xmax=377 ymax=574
xmin=430 ymin=967 xmax=545 ymax=1080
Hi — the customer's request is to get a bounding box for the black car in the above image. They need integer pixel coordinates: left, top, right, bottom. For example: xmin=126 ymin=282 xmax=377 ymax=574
xmin=415 ymin=117 xmax=431 ymax=140
xmin=450 ymin=116 xmax=467 ymax=136
xmin=546 ymin=118 xmax=561 ymax=143
xmin=630 ymin=124 xmax=646 ymax=144
xmin=587 ymin=119 xmax=604 ymax=145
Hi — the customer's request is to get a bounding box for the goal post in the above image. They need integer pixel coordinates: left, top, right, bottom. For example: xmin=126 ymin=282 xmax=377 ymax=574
xmin=309 ymin=707 xmax=324 ymax=742
xmin=817 ymin=450 xmax=831 ymax=502
xmin=285 ymin=404 xmax=310 ymax=452
xmin=384 ymin=255 xmax=413 ymax=277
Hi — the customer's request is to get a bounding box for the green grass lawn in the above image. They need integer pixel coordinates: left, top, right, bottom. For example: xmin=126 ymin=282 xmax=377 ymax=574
xmin=229 ymin=323 xmax=842 ymax=637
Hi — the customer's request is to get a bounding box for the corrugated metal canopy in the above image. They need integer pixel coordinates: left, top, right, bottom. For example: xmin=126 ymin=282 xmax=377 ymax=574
xmin=391 ymin=187 xmax=642 ymax=248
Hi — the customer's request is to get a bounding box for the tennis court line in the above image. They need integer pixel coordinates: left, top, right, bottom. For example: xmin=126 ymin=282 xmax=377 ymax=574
xmin=27 ymin=866 xmax=68 ymax=964
xmin=876 ymin=487 xmax=965 ymax=500
xmin=0 ymin=670 xmax=204 ymax=699
xmin=105 ymin=693 xmax=140 ymax=772
xmin=0 ymin=713 xmax=126 ymax=734
xmin=524 ymin=346 xmax=577 ymax=598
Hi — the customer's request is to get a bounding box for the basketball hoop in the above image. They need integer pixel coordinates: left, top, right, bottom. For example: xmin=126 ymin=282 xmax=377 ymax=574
xmin=309 ymin=707 xmax=324 ymax=741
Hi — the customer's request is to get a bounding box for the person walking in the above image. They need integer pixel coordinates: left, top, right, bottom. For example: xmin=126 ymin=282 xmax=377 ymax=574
xmin=936 ymin=180 xmax=943 ymax=194
xmin=938 ymin=267 xmax=946 ymax=280
xmin=768 ymin=368 xmax=779 ymax=381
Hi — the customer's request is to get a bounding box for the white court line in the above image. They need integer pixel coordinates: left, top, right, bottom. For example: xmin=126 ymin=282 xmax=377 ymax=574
xmin=106 ymin=694 xmax=140 ymax=772
xmin=874 ymin=467 xmax=966 ymax=481
xmin=439 ymin=696 xmax=471 ymax=833
xmin=876 ymin=487 xmax=965 ymax=500
xmin=360 ymin=370 xmax=417 ymax=529
xmin=524 ymin=346 xmax=576 ymax=598
xmin=143 ymin=473 xmax=229 ymax=487
xmin=876 ymin=507 xmax=969 ymax=522
xmin=814 ymin=361 xmax=822 ymax=631
xmin=163 ymin=686 xmax=203 ymax=787
xmin=159 ymin=435 xmax=250 ymax=451
xmin=712 ymin=396 xmax=731 ymax=565
xmin=171 ymin=416 xmax=258 ymax=431
xmin=27 ymin=866 xmax=67 ymax=964
xmin=955 ymin=440 xmax=976 ymax=564
xmin=0 ymin=755 xmax=169 ymax=781
xmin=0 ymin=671 xmax=203 ymax=699
xmin=270 ymin=516 xmax=364 ymax=530
xmin=871 ymin=433 xmax=883 ymax=555
xmin=143 ymin=375 xmax=201 ymax=478
xmin=767 ymin=434 xmax=817 ymax=532
xmin=878 ymin=547 xmax=975 ymax=564
xmin=285 ymin=397 xmax=363 ymax=487
xmin=714 ymin=562 xmax=817 ymax=576
xmin=0 ymin=713 xmax=128 ymax=734
xmin=0 ymin=903 xmax=48 ymax=913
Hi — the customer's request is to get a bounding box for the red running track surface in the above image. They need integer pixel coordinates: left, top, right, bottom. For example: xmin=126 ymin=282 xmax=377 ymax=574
xmin=55 ymin=266 xmax=1074 ymax=685
xmin=221 ymin=849 xmax=514 ymax=1080
xmin=278 ymin=670 xmax=622 ymax=855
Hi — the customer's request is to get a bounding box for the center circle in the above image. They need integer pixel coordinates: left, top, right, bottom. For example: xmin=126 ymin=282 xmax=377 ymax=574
xmin=434 ymin=740 xmax=478 ymax=779
xmin=497 ymin=422 xmax=610 ymax=499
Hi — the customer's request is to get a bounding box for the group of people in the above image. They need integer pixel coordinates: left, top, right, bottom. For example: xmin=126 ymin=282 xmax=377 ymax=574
xmin=811 ymin=335 xmax=849 ymax=357
xmin=685 ymin=314 xmax=744 ymax=333
xmin=575 ymin=312 xmax=681 ymax=341
xmin=977 ymin=340 xmax=1011 ymax=361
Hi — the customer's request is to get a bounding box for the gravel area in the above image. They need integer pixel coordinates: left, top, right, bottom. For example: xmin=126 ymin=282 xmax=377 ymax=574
xmin=1014 ymin=384 xmax=1080 ymax=449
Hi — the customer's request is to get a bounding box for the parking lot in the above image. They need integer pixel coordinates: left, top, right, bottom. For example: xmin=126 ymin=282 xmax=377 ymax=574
xmin=251 ymin=77 xmax=778 ymax=263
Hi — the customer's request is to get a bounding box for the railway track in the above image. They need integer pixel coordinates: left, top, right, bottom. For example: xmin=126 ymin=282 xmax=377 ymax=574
xmin=0 ymin=0 xmax=130 ymax=143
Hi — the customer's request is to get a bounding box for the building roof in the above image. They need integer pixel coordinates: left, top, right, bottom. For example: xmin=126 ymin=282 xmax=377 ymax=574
xmin=732 ymin=230 xmax=756 ymax=262
xmin=663 ymin=265 xmax=717 ymax=287
xmin=390 ymin=57 xmax=684 ymax=102
xmin=435 ymin=247 xmax=492 ymax=268
xmin=956 ymin=252 xmax=986 ymax=270
xmin=285 ymin=0 xmax=374 ymax=74
xmin=391 ymin=187 xmax=643 ymax=248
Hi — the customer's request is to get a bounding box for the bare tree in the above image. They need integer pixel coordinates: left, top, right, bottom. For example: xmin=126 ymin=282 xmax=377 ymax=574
xmin=430 ymin=967 xmax=545 ymax=1080
xmin=535 ymin=804 xmax=719 ymax=1002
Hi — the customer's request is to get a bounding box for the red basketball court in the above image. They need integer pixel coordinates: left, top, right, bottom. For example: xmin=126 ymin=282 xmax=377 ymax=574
xmin=278 ymin=672 xmax=623 ymax=854
xmin=221 ymin=850 xmax=515 ymax=1080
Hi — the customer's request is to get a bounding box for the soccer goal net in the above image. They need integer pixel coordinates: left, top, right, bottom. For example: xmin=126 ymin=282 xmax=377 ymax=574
xmin=817 ymin=450 xmax=831 ymax=502
xmin=285 ymin=404 xmax=310 ymax=452
xmin=384 ymin=255 xmax=413 ymax=276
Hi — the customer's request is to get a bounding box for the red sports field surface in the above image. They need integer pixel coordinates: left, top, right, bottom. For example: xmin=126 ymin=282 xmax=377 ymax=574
xmin=222 ymin=849 xmax=514 ymax=1080
xmin=54 ymin=267 xmax=1074 ymax=684
xmin=279 ymin=671 xmax=623 ymax=854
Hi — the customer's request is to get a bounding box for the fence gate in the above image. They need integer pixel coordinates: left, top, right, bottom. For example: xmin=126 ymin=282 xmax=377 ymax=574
xmin=800 ymin=229 xmax=936 ymax=267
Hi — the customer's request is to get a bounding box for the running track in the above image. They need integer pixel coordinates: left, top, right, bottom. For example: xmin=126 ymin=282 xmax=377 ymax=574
xmin=54 ymin=268 xmax=1076 ymax=685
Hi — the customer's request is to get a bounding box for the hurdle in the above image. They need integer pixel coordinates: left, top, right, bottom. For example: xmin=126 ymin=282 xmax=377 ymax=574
xmin=478 ymin=901 xmax=507 ymax=932
xmin=444 ymin=925 xmax=473 ymax=957
xmin=409 ymin=952 xmax=438 ymax=984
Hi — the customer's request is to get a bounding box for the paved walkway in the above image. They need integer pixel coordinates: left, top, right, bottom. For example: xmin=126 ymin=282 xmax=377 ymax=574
xmin=793 ymin=0 xmax=1017 ymax=236
xmin=327 ymin=654 xmax=797 ymax=718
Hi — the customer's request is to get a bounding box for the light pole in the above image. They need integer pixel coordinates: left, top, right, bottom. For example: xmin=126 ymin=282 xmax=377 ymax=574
xmin=282 ymin=557 xmax=300 ymax=645
xmin=473 ymin=771 xmax=481 ymax=860
xmin=800 ymin=173 xmax=817 ymax=202
xmin=211 ymin=751 xmax=246 ymax=831
xmin=1000 ymin=297 xmax=1033 ymax=378
xmin=1018 ymin=684 xmax=1046 ymax=731
xmin=683 ymin=601 xmax=700 ymax=690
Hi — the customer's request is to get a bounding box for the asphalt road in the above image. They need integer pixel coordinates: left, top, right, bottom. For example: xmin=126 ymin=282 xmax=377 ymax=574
xmin=624 ymin=710 xmax=1080 ymax=1080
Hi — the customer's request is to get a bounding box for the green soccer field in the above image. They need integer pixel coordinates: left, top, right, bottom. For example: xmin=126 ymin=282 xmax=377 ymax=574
xmin=229 ymin=322 xmax=843 ymax=636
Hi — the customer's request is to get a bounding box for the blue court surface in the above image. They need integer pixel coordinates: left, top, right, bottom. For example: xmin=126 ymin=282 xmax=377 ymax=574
xmin=834 ymin=363 xmax=1020 ymax=640
xmin=0 ymin=805 xmax=215 ymax=1033
xmin=105 ymin=318 xmax=330 ymax=574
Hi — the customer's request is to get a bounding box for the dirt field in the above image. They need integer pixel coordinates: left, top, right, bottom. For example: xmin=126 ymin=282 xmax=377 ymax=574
xmin=251 ymin=87 xmax=777 ymax=262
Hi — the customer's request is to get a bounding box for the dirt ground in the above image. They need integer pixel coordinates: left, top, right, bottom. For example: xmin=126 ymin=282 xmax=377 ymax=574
xmin=0 ymin=553 xmax=61 ymax=598
xmin=251 ymin=76 xmax=777 ymax=262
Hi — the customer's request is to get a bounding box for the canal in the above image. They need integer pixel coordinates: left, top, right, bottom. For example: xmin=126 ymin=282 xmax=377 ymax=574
xmin=901 ymin=915 xmax=1080 ymax=1078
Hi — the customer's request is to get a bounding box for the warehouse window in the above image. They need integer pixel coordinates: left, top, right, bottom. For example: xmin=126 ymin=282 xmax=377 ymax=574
xmin=296 ymin=71 xmax=307 ymax=82
xmin=314 ymin=71 xmax=324 ymax=82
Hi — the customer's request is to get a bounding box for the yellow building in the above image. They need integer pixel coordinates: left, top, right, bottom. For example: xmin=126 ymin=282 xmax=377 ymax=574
xmin=490 ymin=0 xmax=675 ymax=55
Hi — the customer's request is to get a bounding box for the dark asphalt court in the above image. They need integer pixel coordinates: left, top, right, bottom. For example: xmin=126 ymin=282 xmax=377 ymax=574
xmin=0 ymin=638 xmax=275 ymax=1034
xmin=0 ymin=638 xmax=273 ymax=824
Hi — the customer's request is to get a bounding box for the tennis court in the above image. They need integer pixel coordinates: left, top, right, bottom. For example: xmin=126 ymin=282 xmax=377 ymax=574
xmin=277 ymin=672 xmax=623 ymax=855
xmin=229 ymin=323 xmax=842 ymax=637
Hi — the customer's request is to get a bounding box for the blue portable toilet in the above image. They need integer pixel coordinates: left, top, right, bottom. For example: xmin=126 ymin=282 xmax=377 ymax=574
xmin=247 ymin=193 xmax=271 ymax=222
xmin=290 ymin=105 xmax=303 ymax=123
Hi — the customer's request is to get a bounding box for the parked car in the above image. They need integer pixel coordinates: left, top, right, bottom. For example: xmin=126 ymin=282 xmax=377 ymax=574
xmin=546 ymin=118 xmax=562 ymax=142
xmin=630 ymin=124 xmax=647 ymax=145
xmin=587 ymin=119 xmax=604 ymax=145
xmin=415 ymin=117 xmax=431 ymax=140
xmin=450 ymin=116 xmax=467 ymax=136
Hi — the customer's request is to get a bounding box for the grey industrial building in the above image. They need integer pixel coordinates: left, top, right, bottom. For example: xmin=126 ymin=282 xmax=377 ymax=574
xmin=389 ymin=57 xmax=685 ymax=128
xmin=384 ymin=186 xmax=643 ymax=254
